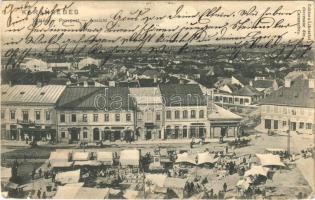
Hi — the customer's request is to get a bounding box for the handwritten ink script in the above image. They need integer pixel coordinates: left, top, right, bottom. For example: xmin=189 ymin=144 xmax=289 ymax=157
xmin=1 ymin=1 xmax=314 ymax=67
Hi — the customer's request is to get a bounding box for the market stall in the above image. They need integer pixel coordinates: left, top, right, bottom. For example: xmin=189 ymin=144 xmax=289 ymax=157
xmin=54 ymin=185 xmax=110 ymax=199
xmin=120 ymin=149 xmax=140 ymax=167
xmin=55 ymin=169 xmax=81 ymax=185
xmin=255 ymin=154 xmax=285 ymax=168
xmin=96 ymin=151 xmax=114 ymax=165
xmin=197 ymin=152 xmax=218 ymax=167
xmin=72 ymin=152 xmax=91 ymax=161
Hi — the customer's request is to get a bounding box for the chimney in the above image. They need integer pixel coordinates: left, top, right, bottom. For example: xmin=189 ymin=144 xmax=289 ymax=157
xmin=284 ymin=79 xmax=291 ymax=88
xmin=309 ymin=79 xmax=315 ymax=89
xmin=9 ymin=81 xmax=13 ymax=87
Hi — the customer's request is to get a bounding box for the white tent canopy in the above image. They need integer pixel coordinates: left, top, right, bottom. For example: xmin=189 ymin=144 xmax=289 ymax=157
xmin=197 ymin=152 xmax=218 ymax=165
xmin=51 ymin=161 xmax=73 ymax=168
xmin=74 ymin=161 xmax=101 ymax=166
xmin=54 ymin=185 xmax=109 ymax=199
xmin=256 ymin=154 xmax=285 ymax=167
xmin=55 ymin=169 xmax=81 ymax=184
xmin=1 ymin=167 xmax=12 ymax=180
xmin=96 ymin=151 xmax=113 ymax=165
xmin=49 ymin=151 xmax=70 ymax=161
xmin=244 ymin=165 xmax=269 ymax=177
xmin=120 ymin=149 xmax=140 ymax=166
xmin=72 ymin=152 xmax=91 ymax=161
xmin=175 ymin=153 xmax=196 ymax=165
xmin=145 ymin=173 xmax=167 ymax=188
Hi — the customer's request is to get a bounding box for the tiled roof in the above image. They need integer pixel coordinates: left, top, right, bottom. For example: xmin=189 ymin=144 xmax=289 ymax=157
xmin=226 ymin=83 xmax=242 ymax=93
xmin=252 ymin=80 xmax=274 ymax=88
xmin=1 ymin=85 xmax=66 ymax=105
xmin=259 ymin=79 xmax=315 ymax=108
xmin=233 ymin=85 xmax=261 ymax=96
xmin=159 ymin=84 xmax=206 ymax=106
xmin=129 ymin=87 xmax=162 ymax=104
xmin=208 ymin=103 xmax=242 ymax=121
xmin=56 ymin=87 xmax=134 ymax=110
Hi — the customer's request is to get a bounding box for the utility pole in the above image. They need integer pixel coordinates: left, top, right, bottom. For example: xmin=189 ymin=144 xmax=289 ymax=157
xmin=287 ymin=119 xmax=291 ymax=155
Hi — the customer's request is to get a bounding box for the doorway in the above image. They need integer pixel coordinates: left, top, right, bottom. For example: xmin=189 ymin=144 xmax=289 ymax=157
xmin=93 ymin=128 xmax=100 ymax=141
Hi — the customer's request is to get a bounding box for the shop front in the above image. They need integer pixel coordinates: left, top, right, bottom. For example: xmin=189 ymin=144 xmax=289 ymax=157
xmin=68 ymin=127 xmax=81 ymax=143
xmin=209 ymin=121 xmax=240 ymax=138
xmin=164 ymin=123 xmax=206 ymax=139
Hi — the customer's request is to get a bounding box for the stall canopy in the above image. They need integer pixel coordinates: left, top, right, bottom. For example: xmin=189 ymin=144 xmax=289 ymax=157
xmin=1 ymin=167 xmax=12 ymax=180
xmin=72 ymin=152 xmax=91 ymax=161
xmin=96 ymin=151 xmax=113 ymax=165
xmin=49 ymin=151 xmax=72 ymax=168
xmin=244 ymin=165 xmax=269 ymax=177
xmin=49 ymin=151 xmax=70 ymax=161
xmin=54 ymin=185 xmax=110 ymax=199
xmin=55 ymin=169 xmax=81 ymax=184
xmin=175 ymin=153 xmax=196 ymax=165
xmin=237 ymin=179 xmax=251 ymax=190
xmin=256 ymin=154 xmax=285 ymax=167
xmin=197 ymin=152 xmax=218 ymax=165
xmin=51 ymin=161 xmax=73 ymax=168
xmin=120 ymin=149 xmax=140 ymax=166
xmin=73 ymin=160 xmax=101 ymax=167
xmin=145 ymin=173 xmax=167 ymax=188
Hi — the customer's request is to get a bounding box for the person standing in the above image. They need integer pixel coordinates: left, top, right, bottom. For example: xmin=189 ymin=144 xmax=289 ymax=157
xmin=223 ymin=182 xmax=227 ymax=193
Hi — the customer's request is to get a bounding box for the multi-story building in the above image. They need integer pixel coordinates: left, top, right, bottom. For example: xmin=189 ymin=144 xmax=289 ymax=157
xmin=159 ymin=84 xmax=210 ymax=139
xmin=259 ymin=75 xmax=315 ymax=134
xmin=129 ymin=87 xmax=164 ymax=140
xmin=1 ymin=84 xmax=66 ymax=141
xmin=55 ymin=87 xmax=136 ymax=143
xmin=214 ymin=85 xmax=263 ymax=106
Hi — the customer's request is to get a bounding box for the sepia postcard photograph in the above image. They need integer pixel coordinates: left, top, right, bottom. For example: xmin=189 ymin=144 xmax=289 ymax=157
xmin=0 ymin=0 xmax=314 ymax=199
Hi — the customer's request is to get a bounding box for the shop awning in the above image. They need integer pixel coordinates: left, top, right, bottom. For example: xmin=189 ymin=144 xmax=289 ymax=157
xmin=256 ymin=154 xmax=285 ymax=167
xmin=55 ymin=169 xmax=80 ymax=184
xmin=120 ymin=149 xmax=140 ymax=166
xmin=96 ymin=152 xmax=113 ymax=165
xmin=72 ymin=152 xmax=91 ymax=161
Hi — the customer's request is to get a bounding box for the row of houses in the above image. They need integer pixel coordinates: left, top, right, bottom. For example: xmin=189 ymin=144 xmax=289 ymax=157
xmin=15 ymin=57 xmax=102 ymax=72
xmin=213 ymin=76 xmax=279 ymax=107
xmin=1 ymin=84 xmax=243 ymax=143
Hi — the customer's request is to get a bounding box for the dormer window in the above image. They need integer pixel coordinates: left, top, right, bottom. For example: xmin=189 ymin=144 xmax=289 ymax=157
xmin=20 ymin=91 xmax=25 ymax=95
xmin=40 ymin=92 xmax=45 ymax=95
